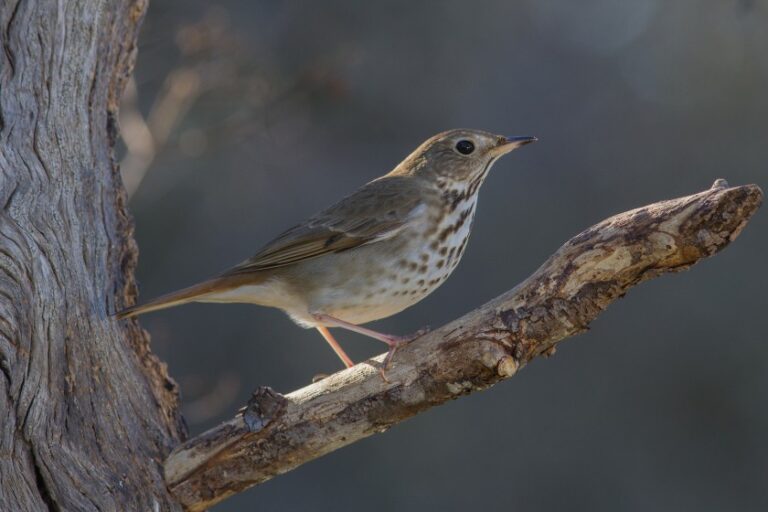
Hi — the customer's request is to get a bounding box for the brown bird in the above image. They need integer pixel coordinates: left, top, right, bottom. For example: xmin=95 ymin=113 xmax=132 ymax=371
xmin=116 ymin=129 xmax=536 ymax=371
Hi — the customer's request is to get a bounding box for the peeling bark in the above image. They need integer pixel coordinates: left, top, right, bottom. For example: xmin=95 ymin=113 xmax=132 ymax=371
xmin=0 ymin=1 xmax=185 ymax=510
xmin=164 ymin=180 xmax=762 ymax=511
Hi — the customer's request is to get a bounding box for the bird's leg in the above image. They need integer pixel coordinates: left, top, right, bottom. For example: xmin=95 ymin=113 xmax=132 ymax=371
xmin=316 ymin=325 xmax=355 ymax=368
xmin=313 ymin=313 xmax=429 ymax=372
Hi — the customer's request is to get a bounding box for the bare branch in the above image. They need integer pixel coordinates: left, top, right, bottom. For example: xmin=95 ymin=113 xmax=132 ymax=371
xmin=118 ymin=9 xmax=350 ymax=199
xmin=119 ymin=70 xmax=203 ymax=197
xmin=164 ymin=180 xmax=762 ymax=511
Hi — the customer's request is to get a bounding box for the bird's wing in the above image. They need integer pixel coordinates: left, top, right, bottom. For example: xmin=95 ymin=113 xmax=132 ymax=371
xmin=222 ymin=176 xmax=426 ymax=275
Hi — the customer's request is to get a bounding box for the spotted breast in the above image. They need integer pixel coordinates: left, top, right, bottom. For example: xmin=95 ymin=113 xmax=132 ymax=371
xmin=289 ymin=180 xmax=478 ymax=327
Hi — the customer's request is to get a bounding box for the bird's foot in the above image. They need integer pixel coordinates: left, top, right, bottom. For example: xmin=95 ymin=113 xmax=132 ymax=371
xmin=379 ymin=326 xmax=431 ymax=380
xmin=310 ymin=313 xmax=431 ymax=380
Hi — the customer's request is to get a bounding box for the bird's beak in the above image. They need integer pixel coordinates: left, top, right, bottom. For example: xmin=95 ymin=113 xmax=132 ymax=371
xmin=491 ymin=135 xmax=538 ymax=157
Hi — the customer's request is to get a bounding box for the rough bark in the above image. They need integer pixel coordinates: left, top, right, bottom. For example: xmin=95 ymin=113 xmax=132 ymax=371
xmin=164 ymin=180 xmax=762 ymax=511
xmin=0 ymin=1 xmax=185 ymax=511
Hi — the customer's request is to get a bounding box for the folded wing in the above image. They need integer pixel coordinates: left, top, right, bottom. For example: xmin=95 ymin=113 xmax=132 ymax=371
xmin=222 ymin=176 xmax=425 ymax=275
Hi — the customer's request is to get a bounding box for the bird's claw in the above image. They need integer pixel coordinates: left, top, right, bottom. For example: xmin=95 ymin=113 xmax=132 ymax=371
xmin=378 ymin=326 xmax=431 ymax=381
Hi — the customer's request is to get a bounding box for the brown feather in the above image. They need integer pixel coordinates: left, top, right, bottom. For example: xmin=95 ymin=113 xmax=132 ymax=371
xmin=223 ymin=175 xmax=425 ymax=276
xmin=114 ymin=274 xmax=264 ymax=318
xmin=116 ymin=177 xmax=427 ymax=317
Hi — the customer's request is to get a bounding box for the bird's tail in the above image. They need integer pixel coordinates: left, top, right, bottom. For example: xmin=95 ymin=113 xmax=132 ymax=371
xmin=114 ymin=277 xmax=236 ymax=319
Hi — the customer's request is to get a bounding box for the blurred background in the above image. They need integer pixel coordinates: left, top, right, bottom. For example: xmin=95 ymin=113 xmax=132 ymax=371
xmin=122 ymin=1 xmax=767 ymax=510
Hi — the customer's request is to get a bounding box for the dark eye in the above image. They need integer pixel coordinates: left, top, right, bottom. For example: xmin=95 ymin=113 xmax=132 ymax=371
xmin=455 ymin=140 xmax=475 ymax=155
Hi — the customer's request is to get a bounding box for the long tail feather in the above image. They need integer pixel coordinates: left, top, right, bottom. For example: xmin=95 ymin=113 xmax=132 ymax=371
xmin=114 ymin=278 xmax=232 ymax=319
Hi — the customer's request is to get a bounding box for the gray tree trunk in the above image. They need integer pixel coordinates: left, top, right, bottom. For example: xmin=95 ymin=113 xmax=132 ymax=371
xmin=0 ymin=1 xmax=185 ymax=510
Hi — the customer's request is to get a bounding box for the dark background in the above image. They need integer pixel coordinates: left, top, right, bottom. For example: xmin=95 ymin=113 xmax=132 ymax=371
xmin=123 ymin=1 xmax=767 ymax=510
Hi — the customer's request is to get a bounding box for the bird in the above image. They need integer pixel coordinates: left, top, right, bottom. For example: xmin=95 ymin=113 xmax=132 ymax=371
xmin=116 ymin=129 xmax=537 ymax=373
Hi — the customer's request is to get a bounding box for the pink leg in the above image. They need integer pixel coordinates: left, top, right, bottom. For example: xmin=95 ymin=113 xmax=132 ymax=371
xmin=316 ymin=326 xmax=355 ymax=368
xmin=313 ymin=313 xmax=429 ymax=371
xmin=315 ymin=314 xmax=402 ymax=345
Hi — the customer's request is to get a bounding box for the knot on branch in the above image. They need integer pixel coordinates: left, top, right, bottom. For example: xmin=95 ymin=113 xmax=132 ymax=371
xmin=241 ymin=387 xmax=287 ymax=433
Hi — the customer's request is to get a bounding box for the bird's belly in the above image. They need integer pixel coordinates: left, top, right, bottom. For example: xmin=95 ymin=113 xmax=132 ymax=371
xmin=297 ymin=224 xmax=470 ymax=325
xmin=235 ymin=200 xmax=477 ymax=328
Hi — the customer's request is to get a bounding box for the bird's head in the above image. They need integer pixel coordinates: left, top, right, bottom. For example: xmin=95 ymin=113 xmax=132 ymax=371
xmin=391 ymin=128 xmax=537 ymax=186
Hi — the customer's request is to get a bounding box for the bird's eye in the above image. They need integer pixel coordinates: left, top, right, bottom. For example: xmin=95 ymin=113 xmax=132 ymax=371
xmin=455 ymin=140 xmax=475 ymax=155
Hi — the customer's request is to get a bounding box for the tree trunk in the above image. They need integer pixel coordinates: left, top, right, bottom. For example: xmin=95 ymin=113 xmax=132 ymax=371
xmin=0 ymin=1 xmax=185 ymax=510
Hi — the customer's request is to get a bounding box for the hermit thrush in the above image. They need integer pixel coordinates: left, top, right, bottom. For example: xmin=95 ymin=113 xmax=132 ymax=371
xmin=117 ymin=129 xmax=536 ymax=371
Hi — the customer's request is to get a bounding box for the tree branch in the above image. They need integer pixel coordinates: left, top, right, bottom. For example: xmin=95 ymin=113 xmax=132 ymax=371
xmin=164 ymin=180 xmax=762 ymax=511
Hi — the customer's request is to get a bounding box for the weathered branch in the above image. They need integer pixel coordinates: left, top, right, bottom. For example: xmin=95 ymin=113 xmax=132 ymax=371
xmin=165 ymin=179 xmax=761 ymax=511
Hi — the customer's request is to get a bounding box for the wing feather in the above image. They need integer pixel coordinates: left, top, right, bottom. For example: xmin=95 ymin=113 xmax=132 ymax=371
xmin=222 ymin=176 xmax=425 ymax=275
